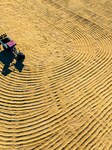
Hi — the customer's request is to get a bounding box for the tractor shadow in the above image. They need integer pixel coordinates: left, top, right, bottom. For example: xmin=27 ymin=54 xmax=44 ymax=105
xmin=0 ymin=49 xmax=24 ymax=76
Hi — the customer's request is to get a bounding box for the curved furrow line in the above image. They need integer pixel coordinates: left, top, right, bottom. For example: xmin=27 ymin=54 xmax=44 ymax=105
xmin=0 ymin=75 xmax=41 ymax=85
xmin=53 ymin=51 xmax=111 ymax=83
xmin=64 ymin=118 xmax=108 ymax=149
xmin=0 ymin=0 xmax=112 ymax=149
xmin=0 ymin=90 xmax=103 ymax=132
xmin=42 ymin=0 xmax=112 ymax=38
xmin=0 ymin=97 xmax=51 ymax=111
xmin=51 ymin=43 xmax=96 ymax=77
xmin=45 ymin=81 xmax=111 ymax=127
xmin=0 ymin=119 xmax=93 ymax=148
xmin=15 ymin=0 xmax=96 ymax=62
xmin=0 ymin=116 xmax=75 ymax=147
xmin=51 ymin=58 xmax=111 ymax=87
xmin=61 ymin=89 xmax=111 ymax=129
xmin=0 ymin=97 xmax=96 ymax=129
xmin=55 ymin=119 xmax=102 ymax=149
xmin=0 ymin=86 xmax=46 ymax=98
xmin=49 ymin=37 xmax=110 ymax=77
xmin=0 ymin=101 xmax=51 ymax=112
xmin=49 ymin=70 xmax=111 ymax=104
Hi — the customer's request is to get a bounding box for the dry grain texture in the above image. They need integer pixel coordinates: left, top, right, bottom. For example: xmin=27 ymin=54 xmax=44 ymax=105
xmin=0 ymin=0 xmax=112 ymax=150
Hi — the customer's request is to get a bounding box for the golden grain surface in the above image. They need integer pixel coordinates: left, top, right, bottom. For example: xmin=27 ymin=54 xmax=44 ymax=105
xmin=0 ymin=0 xmax=112 ymax=150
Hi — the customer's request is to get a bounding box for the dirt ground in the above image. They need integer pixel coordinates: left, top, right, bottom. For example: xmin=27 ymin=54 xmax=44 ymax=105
xmin=0 ymin=0 xmax=112 ymax=149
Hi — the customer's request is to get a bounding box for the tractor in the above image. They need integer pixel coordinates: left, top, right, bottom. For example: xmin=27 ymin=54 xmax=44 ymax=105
xmin=0 ymin=34 xmax=25 ymax=61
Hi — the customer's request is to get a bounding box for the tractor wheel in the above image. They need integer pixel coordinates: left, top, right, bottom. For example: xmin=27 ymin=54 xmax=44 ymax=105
xmin=3 ymin=45 xmax=7 ymax=50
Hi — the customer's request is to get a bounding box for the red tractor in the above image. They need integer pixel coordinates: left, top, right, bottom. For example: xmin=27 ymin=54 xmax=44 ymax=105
xmin=0 ymin=34 xmax=25 ymax=61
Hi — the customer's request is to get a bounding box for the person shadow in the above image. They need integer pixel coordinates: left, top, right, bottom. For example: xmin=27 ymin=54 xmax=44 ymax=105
xmin=0 ymin=49 xmax=24 ymax=76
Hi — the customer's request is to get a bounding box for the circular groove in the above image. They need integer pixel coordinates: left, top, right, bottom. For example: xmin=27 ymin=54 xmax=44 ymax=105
xmin=0 ymin=0 xmax=112 ymax=149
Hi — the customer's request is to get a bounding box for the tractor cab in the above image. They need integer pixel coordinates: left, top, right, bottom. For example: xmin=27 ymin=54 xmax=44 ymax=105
xmin=0 ymin=34 xmax=16 ymax=50
xmin=0 ymin=34 xmax=25 ymax=61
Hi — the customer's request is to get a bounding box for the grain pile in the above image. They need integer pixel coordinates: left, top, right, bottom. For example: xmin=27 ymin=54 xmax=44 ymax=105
xmin=0 ymin=0 xmax=112 ymax=149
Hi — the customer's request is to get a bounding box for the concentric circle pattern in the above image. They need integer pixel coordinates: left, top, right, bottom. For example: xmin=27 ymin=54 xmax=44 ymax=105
xmin=0 ymin=0 xmax=112 ymax=149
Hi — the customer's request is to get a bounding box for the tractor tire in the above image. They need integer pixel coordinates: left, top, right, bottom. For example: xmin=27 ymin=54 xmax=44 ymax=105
xmin=3 ymin=45 xmax=7 ymax=50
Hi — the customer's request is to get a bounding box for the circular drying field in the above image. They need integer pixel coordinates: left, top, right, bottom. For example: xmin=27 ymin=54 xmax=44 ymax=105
xmin=0 ymin=0 xmax=112 ymax=149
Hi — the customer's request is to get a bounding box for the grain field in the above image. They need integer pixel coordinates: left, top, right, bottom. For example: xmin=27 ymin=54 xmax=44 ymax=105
xmin=0 ymin=0 xmax=112 ymax=149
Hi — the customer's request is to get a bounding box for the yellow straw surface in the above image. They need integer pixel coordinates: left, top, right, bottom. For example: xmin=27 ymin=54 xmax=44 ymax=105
xmin=0 ymin=0 xmax=112 ymax=149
